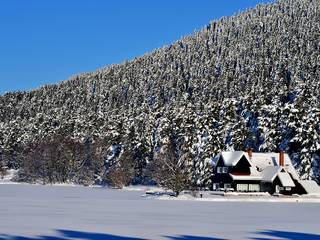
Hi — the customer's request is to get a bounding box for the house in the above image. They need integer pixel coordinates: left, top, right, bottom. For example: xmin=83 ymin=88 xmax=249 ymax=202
xmin=212 ymin=150 xmax=319 ymax=195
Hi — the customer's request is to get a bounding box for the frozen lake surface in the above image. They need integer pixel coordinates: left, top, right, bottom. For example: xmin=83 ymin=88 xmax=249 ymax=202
xmin=0 ymin=184 xmax=320 ymax=240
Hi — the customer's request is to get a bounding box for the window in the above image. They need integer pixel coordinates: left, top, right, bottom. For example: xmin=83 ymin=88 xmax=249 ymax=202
xmin=275 ymin=185 xmax=284 ymax=193
xmin=237 ymin=184 xmax=249 ymax=192
xmin=237 ymin=184 xmax=260 ymax=192
xmin=224 ymin=183 xmax=232 ymax=189
xmin=213 ymin=183 xmax=220 ymax=190
xmin=217 ymin=167 xmax=228 ymax=174
xmin=249 ymin=184 xmax=260 ymax=192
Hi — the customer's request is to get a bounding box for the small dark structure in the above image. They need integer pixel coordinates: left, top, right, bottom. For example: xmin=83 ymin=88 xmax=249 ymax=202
xmin=212 ymin=150 xmax=316 ymax=195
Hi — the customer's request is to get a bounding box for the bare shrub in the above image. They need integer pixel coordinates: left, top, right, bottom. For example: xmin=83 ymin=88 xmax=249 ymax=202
xmin=151 ymin=140 xmax=192 ymax=196
xmin=106 ymin=150 xmax=135 ymax=188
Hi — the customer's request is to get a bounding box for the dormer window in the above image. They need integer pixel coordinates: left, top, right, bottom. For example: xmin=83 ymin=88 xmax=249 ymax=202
xmin=217 ymin=167 xmax=228 ymax=173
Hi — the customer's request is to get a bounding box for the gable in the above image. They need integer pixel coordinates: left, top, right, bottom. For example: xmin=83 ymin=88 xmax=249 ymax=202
xmin=232 ymin=155 xmax=251 ymax=174
xmin=277 ymin=172 xmax=295 ymax=187
xmin=235 ymin=156 xmax=251 ymax=168
xmin=221 ymin=151 xmax=247 ymax=167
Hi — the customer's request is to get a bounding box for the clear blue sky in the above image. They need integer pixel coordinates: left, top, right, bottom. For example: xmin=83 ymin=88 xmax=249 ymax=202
xmin=0 ymin=0 xmax=273 ymax=95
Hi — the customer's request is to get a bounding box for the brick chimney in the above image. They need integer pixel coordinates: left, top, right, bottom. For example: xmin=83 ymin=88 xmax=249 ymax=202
xmin=247 ymin=148 xmax=253 ymax=160
xmin=279 ymin=151 xmax=285 ymax=166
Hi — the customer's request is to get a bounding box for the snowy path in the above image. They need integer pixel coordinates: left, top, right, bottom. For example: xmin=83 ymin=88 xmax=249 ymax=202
xmin=0 ymin=184 xmax=319 ymax=240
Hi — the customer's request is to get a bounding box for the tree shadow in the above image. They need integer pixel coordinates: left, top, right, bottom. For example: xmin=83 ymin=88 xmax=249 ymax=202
xmin=0 ymin=230 xmax=226 ymax=240
xmin=0 ymin=229 xmax=142 ymax=240
xmin=1 ymin=229 xmax=320 ymax=240
xmin=251 ymin=230 xmax=320 ymax=240
xmin=58 ymin=230 xmax=142 ymax=240
xmin=165 ymin=236 xmax=225 ymax=240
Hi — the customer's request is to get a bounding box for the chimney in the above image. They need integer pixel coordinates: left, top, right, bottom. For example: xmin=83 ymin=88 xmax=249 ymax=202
xmin=279 ymin=151 xmax=285 ymax=166
xmin=247 ymin=148 xmax=253 ymax=160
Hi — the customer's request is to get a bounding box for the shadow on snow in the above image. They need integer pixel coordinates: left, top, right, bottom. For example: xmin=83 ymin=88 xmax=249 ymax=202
xmin=0 ymin=229 xmax=320 ymax=240
xmin=251 ymin=230 xmax=320 ymax=240
xmin=0 ymin=230 xmax=140 ymax=240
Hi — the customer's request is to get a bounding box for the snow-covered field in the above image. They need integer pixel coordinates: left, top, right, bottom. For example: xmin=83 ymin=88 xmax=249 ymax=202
xmin=0 ymin=184 xmax=320 ymax=239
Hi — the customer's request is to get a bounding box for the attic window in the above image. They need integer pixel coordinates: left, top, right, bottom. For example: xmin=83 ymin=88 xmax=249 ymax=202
xmin=217 ymin=167 xmax=228 ymax=174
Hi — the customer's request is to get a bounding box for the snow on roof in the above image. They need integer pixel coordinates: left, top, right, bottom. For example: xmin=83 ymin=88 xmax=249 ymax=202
xmin=245 ymin=152 xmax=276 ymax=169
xmin=229 ymin=166 xmax=262 ymax=181
xmin=220 ymin=151 xmax=246 ymax=167
xmin=261 ymin=166 xmax=296 ymax=187
xmin=245 ymin=152 xmax=300 ymax=180
xmin=298 ymin=180 xmax=320 ymax=194
xmin=278 ymin=172 xmax=296 ymax=187
xmin=283 ymin=159 xmax=300 ymax=180
xmin=215 ymin=151 xmax=301 ymax=183
xmin=261 ymin=166 xmax=283 ymax=182
xmin=229 ymin=173 xmax=262 ymax=181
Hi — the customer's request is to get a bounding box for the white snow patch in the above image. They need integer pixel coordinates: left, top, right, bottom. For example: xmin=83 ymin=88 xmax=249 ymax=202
xmin=155 ymin=192 xmax=320 ymax=203
xmin=0 ymin=169 xmax=18 ymax=184
xmin=122 ymin=185 xmax=163 ymax=192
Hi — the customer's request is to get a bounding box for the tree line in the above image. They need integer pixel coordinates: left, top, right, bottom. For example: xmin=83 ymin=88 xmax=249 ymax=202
xmin=0 ymin=0 xmax=319 ymax=188
xmin=0 ymin=133 xmax=195 ymax=195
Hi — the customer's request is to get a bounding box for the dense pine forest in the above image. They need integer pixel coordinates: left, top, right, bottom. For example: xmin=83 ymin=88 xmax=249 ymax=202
xmin=0 ymin=0 xmax=319 ymax=188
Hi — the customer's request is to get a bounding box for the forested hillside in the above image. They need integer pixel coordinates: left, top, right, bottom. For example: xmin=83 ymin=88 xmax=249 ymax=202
xmin=0 ymin=0 xmax=319 ymax=187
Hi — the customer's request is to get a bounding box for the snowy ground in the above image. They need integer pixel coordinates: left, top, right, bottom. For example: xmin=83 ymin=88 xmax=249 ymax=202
xmin=156 ymin=191 xmax=320 ymax=203
xmin=0 ymin=184 xmax=320 ymax=239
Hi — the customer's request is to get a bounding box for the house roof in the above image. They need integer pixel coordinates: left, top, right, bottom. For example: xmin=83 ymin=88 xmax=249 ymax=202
xmin=261 ymin=166 xmax=283 ymax=182
xmin=216 ymin=151 xmax=248 ymax=167
xmin=229 ymin=166 xmax=296 ymax=187
xmin=298 ymin=180 xmax=320 ymax=194
xmin=229 ymin=173 xmax=262 ymax=181
xmin=245 ymin=153 xmax=277 ymax=169
xmin=278 ymin=172 xmax=296 ymax=187
xmin=245 ymin=152 xmax=300 ymax=180
xmin=213 ymin=151 xmax=299 ymax=180
xmin=213 ymin=151 xmax=300 ymax=187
